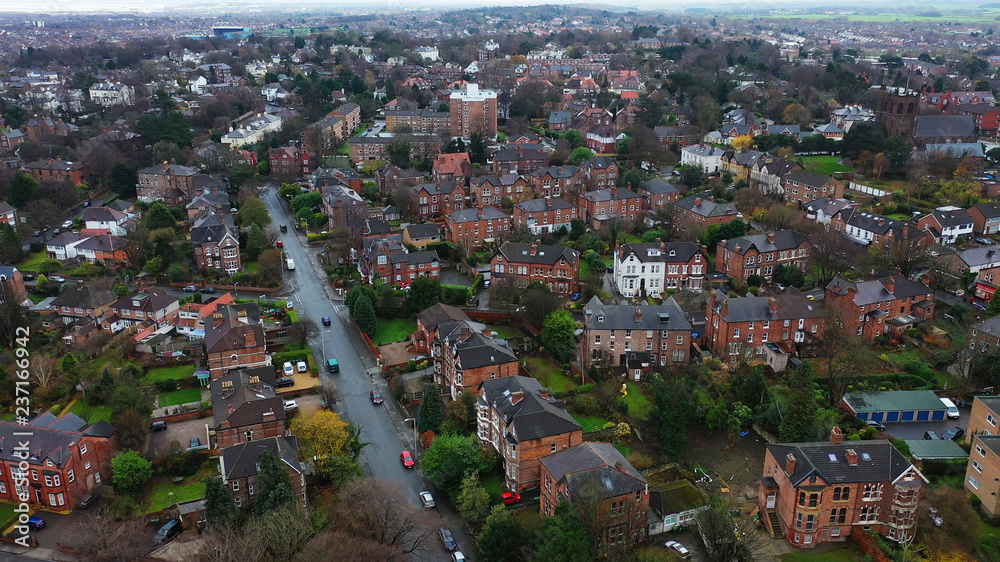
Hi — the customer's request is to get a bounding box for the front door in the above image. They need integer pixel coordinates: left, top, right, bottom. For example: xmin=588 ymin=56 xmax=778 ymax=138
xmin=766 ymin=493 xmax=776 ymax=509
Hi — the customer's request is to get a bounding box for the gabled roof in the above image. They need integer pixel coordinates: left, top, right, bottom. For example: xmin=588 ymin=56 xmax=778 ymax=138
xmin=453 ymin=331 xmax=517 ymax=369
xmin=826 ymin=274 xmax=932 ymax=306
xmin=675 ymin=194 xmax=739 ymax=218
xmin=51 ymin=284 xmax=117 ymax=309
xmin=412 ymin=180 xmax=463 ymax=196
xmin=618 ymin=242 xmax=702 ymax=264
xmin=205 ymin=305 xmax=265 ymax=354
xmin=766 ymin=439 xmax=923 ymax=487
xmin=841 ymin=209 xmax=897 ymax=235
xmin=585 ymin=297 xmax=691 ymax=331
xmin=448 ymin=207 xmax=509 ymax=223
xmin=0 ymin=419 xmax=114 ymax=469
xmin=784 ymin=169 xmax=834 ymax=188
xmin=971 ymin=201 xmax=1000 ymax=221
xmin=221 ymin=436 xmax=301 ymax=480
xmin=581 ymin=187 xmax=640 ymax=203
xmin=82 ymin=207 xmax=127 ymax=223
xmin=711 ymin=287 xmax=823 ymax=323
xmin=112 ymin=289 xmax=178 ymax=313
xmin=417 ymin=303 xmax=471 ymax=332
xmin=496 ymin=242 xmax=579 ymax=266
xmin=914 ymin=115 xmax=975 ymax=139
xmin=481 ymin=376 xmax=582 ymax=442
xmin=636 ymin=178 xmax=679 ymax=196
xmin=211 ymin=368 xmax=284 ymax=429
xmin=532 ymin=165 xmax=581 ymax=180
xmin=719 ymin=230 xmax=806 ymax=255
xmin=74 ymin=235 xmax=124 ymax=253
xmin=540 ymin=442 xmax=647 ymax=500
xmin=925 ymin=208 xmax=974 ymax=228
xmin=516 ymin=196 xmax=574 ymax=213
xmin=404 ymin=223 xmax=442 ymax=239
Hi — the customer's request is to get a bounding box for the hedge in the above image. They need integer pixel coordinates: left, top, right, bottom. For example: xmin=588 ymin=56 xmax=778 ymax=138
xmin=470 ymin=273 xmax=484 ymax=294
xmin=272 ymin=349 xmax=311 ymax=366
xmin=426 ymin=241 xmax=459 ymax=261
xmin=827 ymin=372 xmax=934 ymax=392
xmin=442 ymin=284 xmax=469 ymax=305
xmin=308 ymin=232 xmax=335 ymax=242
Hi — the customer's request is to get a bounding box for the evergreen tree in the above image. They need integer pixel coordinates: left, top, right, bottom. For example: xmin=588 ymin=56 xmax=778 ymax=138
xmin=0 ymin=223 xmax=24 ymax=263
xmin=379 ymin=286 xmax=399 ymax=318
xmin=469 ymin=131 xmax=487 ymax=165
xmin=541 ymin=310 xmax=577 ymax=363
xmin=417 ymin=382 xmax=443 ymax=433
xmin=403 ymin=276 xmax=442 ymax=315
xmin=204 ymin=476 xmax=236 ymax=527
xmin=107 ymin=162 xmax=138 ymax=198
xmin=779 ymin=361 xmax=818 ymax=442
xmin=245 ymin=223 xmax=270 ymax=261
xmin=256 ymin=451 xmax=295 ymax=516
xmin=352 ymin=294 xmax=377 ymax=337
xmin=988 ymin=294 xmax=1000 ymax=318
xmin=458 ymin=473 xmax=491 ymax=533
xmin=531 ymin=502 xmax=591 ymax=562
xmin=145 ymin=202 xmax=176 ymax=230
xmin=476 ymin=505 xmax=524 ymax=562
xmin=60 ymin=353 xmax=78 ymax=375
xmin=7 ymin=171 xmax=37 ymax=208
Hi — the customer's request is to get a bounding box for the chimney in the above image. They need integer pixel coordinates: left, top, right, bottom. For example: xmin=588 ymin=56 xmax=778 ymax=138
xmin=482 ymin=328 xmax=492 ymax=338
xmin=694 ymin=197 xmax=702 ymax=206
xmin=878 ymin=218 xmax=885 ymax=226
xmin=511 ymin=390 xmax=524 ymax=405
xmin=262 ymin=410 xmax=275 ymax=421
xmin=884 ymin=276 xmax=895 ymax=293
xmin=721 ymin=298 xmax=729 ymax=318
xmin=845 ymin=449 xmax=859 ymax=466
xmin=170 ymin=158 xmax=176 ymax=164
xmin=768 ymin=297 xmax=778 ymax=315
xmin=785 ymin=452 xmax=797 ymax=474
xmin=612 ymin=187 xmax=618 ymax=198
xmin=47 ymin=158 xmax=52 ymax=166
xmin=830 ymin=426 xmax=843 ymax=444
xmin=614 ymin=461 xmax=627 ymax=473
xmin=530 ymin=240 xmax=539 ymax=255
xmin=634 ymin=308 xmax=642 ymax=323
xmin=659 ymin=239 xmax=666 ymax=254
xmin=847 ymin=286 xmax=857 ymax=296
xmin=708 ymin=196 xmax=715 ymax=203
xmin=734 ymin=244 xmax=741 ymax=253
xmin=710 ymin=292 xmax=717 ymax=308
xmin=921 ymin=274 xmax=931 ymax=287
xmin=539 ymin=387 xmax=551 ymax=399
xmin=767 ymin=231 xmax=775 ymax=243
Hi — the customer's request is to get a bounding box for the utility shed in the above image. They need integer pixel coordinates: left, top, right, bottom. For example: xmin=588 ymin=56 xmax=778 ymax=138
xmin=905 ymin=439 xmax=968 ymax=461
xmin=841 ymin=390 xmax=946 ymax=423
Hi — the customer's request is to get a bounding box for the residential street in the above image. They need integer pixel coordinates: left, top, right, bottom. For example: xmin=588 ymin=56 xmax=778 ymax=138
xmin=262 ymin=187 xmax=476 ymax=559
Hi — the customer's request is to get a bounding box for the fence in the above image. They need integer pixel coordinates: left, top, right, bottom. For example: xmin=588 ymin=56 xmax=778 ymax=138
xmin=848 ymin=181 xmax=892 ymax=200
xmin=466 ymin=310 xmax=541 ymax=336
xmin=168 ymin=281 xmax=282 ymax=293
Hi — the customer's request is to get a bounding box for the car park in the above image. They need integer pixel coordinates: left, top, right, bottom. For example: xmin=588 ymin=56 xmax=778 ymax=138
xmin=502 ymin=492 xmax=521 ymax=505
xmin=296 ymin=360 xmax=308 ymax=373
xmin=283 ymin=362 xmax=294 ymax=376
xmin=276 ymin=376 xmax=295 ymax=388
xmin=183 ymin=285 xmax=198 ymax=292
xmin=941 ymin=427 xmax=965 ymax=441
xmin=26 ymin=517 xmax=45 ymax=531
xmin=439 ymin=528 xmax=457 ymax=551
xmin=200 ymin=286 xmax=216 ymax=293
xmin=419 ymin=490 xmax=435 ymax=508
xmin=322 ymin=316 xmax=331 ymax=326
xmin=153 ymin=519 xmax=181 ymax=543
xmin=664 ymin=541 xmax=691 ymax=559
xmin=400 ymin=450 xmax=415 ymax=468
xmin=370 ymin=389 xmax=383 ymax=404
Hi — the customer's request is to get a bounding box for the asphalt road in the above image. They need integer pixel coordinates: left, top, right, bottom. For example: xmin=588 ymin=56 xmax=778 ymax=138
xmin=262 ymin=187 xmax=473 ymax=559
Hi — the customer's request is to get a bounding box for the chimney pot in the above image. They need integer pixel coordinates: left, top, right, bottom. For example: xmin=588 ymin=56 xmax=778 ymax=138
xmin=845 ymin=449 xmax=859 ymax=466
xmin=785 ymin=452 xmax=797 ymax=474
xmin=634 ymin=308 xmax=642 ymax=323
xmin=830 ymin=426 xmax=843 ymax=444
xmin=511 ymin=390 xmax=524 ymax=405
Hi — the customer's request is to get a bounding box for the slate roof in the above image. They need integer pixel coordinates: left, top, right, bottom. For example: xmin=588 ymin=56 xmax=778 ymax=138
xmin=585 ymin=297 xmax=691 ymax=331
xmin=972 ymin=202 xmax=1000 ymax=221
xmin=548 ymin=110 xmax=573 ymax=125
xmin=82 ymin=207 xmax=126 ymax=223
xmin=924 ymin=143 xmax=984 ymax=158
xmin=0 ymin=419 xmax=114 ymax=469
xmin=803 ymin=197 xmax=854 ymax=217
xmin=75 ymin=235 xmax=124 ymax=253
xmin=841 ymin=209 xmax=898 ymax=235
xmin=540 ymin=442 xmax=647 ymax=499
xmin=583 ymin=156 xmax=616 ymax=170
xmin=682 ymin=144 xmax=726 ymax=158
xmin=784 ymin=169 xmax=834 ymax=188
xmin=637 ymin=178 xmax=679 ymax=195
xmin=914 ymin=115 xmax=976 ymax=139
xmin=112 ymin=289 xmax=178 ymax=313
xmin=417 ymin=303 xmax=471 ymax=332
xmin=533 ymin=165 xmax=581 ymax=179
xmin=926 ymin=208 xmax=974 ymax=229
xmin=139 ymin=163 xmax=198 ymax=176
xmin=480 ymin=376 xmax=582 ymax=442
xmin=221 ymin=436 xmax=301 ymax=480
xmin=675 ymin=194 xmax=740 ymax=218
xmin=51 ymin=284 xmax=117 ymax=310
xmin=404 ymin=223 xmax=442 ymax=240
xmin=826 ymin=275 xmax=932 ymax=306
xmin=412 ymin=180 xmax=463 ymax=196
xmin=496 ymin=242 xmax=579 ymax=266
xmin=211 ymin=368 xmax=284 ymax=429
xmin=205 ymin=305 xmax=265 ymax=354
xmin=711 ymin=287 xmax=824 ymax=322
xmin=581 ymin=187 xmax=640 ymax=203
xmin=516 ymin=196 xmax=574 ymax=213
xmin=841 ymin=390 xmax=946 ymax=413
xmin=387 ymin=250 xmax=440 ymax=266
xmin=470 ymin=173 xmax=523 ymax=189
xmin=765 ymin=440 xmax=921 ymax=487
xmin=617 ymin=242 xmax=702 ymax=264
xmin=448 ymin=207 xmax=509 ymax=223
xmin=191 ymin=224 xmax=236 ymax=247
xmin=455 ymin=332 xmax=517 ymax=369
xmin=719 ymin=230 xmax=806 ymax=255
xmin=973 ymin=316 xmax=1000 ymax=340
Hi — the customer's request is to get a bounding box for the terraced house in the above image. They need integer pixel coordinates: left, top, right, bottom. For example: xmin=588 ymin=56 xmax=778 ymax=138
xmin=582 ymin=297 xmax=692 ymax=373
xmin=514 ymin=196 xmax=577 ymax=234
xmin=490 ymin=241 xmax=580 ymax=296
xmin=613 ymin=241 xmax=707 ymax=297
xmin=716 ymin=231 xmax=809 ymax=282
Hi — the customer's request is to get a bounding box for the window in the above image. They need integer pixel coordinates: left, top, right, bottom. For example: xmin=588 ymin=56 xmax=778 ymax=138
xmin=0 ymin=482 xmax=6 ymax=494
xmin=84 ymin=462 xmax=91 ymax=470
xmin=551 ymin=444 xmax=557 ymax=453
xmin=833 ymin=487 xmax=849 ymax=501
xmin=53 ymin=474 xmax=60 ymax=486
xmin=44 ymin=475 xmax=51 ymax=487
xmin=977 ymin=444 xmax=987 ymax=457
xmin=233 ymin=481 xmax=240 ymax=491
xmin=30 ymin=470 xmax=37 ymax=481
xmin=989 ymin=413 xmax=998 ymax=427
xmin=973 ymin=459 xmax=983 ymax=473
xmin=248 ymin=483 xmax=254 ymax=496
xmin=676 ymin=336 xmax=684 ymax=345
xmin=95 ymin=473 xmax=100 ymax=484
xmin=80 ymin=444 xmax=88 ymax=455
xmin=808 ymin=493 xmax=818 ymax=507
xmin=733 ymin=328 xmax=740 ymax=338
xmin=235 ymin=497 xmax=242 ymax=507
xmin=594 ymin=335 xmax=601 ymax=344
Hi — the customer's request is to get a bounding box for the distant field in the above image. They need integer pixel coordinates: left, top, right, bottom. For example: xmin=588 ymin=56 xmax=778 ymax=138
xmin=765 ymin=13 xmax=1000 ymax=22
xmin=800 ymin=155 xmax=852 ymax=175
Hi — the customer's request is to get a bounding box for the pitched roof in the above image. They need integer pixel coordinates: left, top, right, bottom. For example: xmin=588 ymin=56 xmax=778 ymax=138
xmin=417 ymin=303 xmax=471 ymax=332
xmin=82 ymin=207 xmax=127 ymax=223
xmin=448 ymin=207 xmax=509 ymax=223
xmin=710 ymin=287 xmax=823 ymax=323
xmin=826 ymin=275 xmax=932 ymax=306
xmin=675 ymin=194 xmax=740 ymax=218
xmin=205 ymin=305 xmax=265 ymax=354
xmin=211 ymin=368 xmax=284 ymax=429
xmin=51 ymin=284 xmax=117 ymax=309
xmin=454 ymin=332 xmax=517 ymax=369
xmin=581 ymin=187 xmax=640 ymax=203
xmin=516 ymin=196 xmax=574 ymax=213
xmin=637 ymin=178 xmax=679 ymax=195
xmin=496 ymin=242 xmax=579 ymax=266
xmin=926 ymin=208 xmax=974 ymax=228
xmin=74 ymin=234 xmax=124 ymax=253
xmin=719 ymin=230 xmax=806 ymax=255
xmin=404 ymin=223 xmax=442 ymax=239
xmin=765 ymin=439 xmax=922 ymax=487
xmin=532 ymin=165 xmax=580 ymax=180
xmin=618 ymin=242 xmax=702 ymax=264
xmin=784 ymin=169 xmax=834 ymax=188
xmin=480 ymin=375 xmax=582 ymax=442
xmin=585 ymin=297 xmax=691 ymax=331
xmin=540 ymin=442 xmax=647 ymax=499
xmin=412 ymin=180 xmax=463 ymax=196
xmin=0 ymin=419 xmax=114 ymax=469
xmin=914 ymin=115 xmax=975 ymax=139
xmin=221 ymin=436 xmax=302 ymax=480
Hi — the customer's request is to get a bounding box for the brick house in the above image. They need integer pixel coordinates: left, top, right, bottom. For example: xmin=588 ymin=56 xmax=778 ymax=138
xmin=23 ymin=158 xmax=86 ymax=185
xmin=613 ymin=241 xmax=707 ymax=297
xmin=825 ymin=275 xmax=935 ymax=342
xmin=330 ymin=103 xmax=362 ymax=137
xmin=955 ymin=103 xmax=1000 ymax=134
xmin=674 ymin=194 xmax=741 ymax=232
xmin=780 ymin=170 xmax=845 ymax=205
xmin=0 ymin=201 xmax=18 ymax=227
xmin=578 ymin=187 xmax=642 ymax=229
xmin=74 ymin=235 xmax=129 ymax=267
xmin=186 ymin=192 xmax=230 ymax=222
xmin=269 ymin=146 xmax=317 ymax=177
xmin=50 ymin=284 xmax=117 ymax=324
xmin=320 ymin=184 xmax=366 ymax=234
xmin=491 ymin=146 xmax=550 ymax=174
xmin=105 ymin=289 xmax=180 ymax=333
xmin=705 ymin=288 xmax=825 ymax=368
xmin=438 ymin=322 xmax=518 ymax=400
xmin=410 ymin=181 xmax=466 ymax=220
xmin=749 ymin=157 xmax=801 ymax=196
xmin=411 ymin=303 xmax=470 ymax=356
xmin=514 ymin=196 xmax=577 ymax=234
xmin=490 ymin=241 xmax=580 ymax=296
xmin=383 ymin=250 xmax=441 ymax=286
xmin=970 ymin=202 xmax=1000 ymax=235
xmin=470 ymin=174 xmax=531 ymax=208
xmin=530 ymin=165 xmax=585 ymax=199
xmin=581 ymin=157 xmax=619 ymax=190
xmin=445 ymin=207 xmax=511 ymax=250
xmin=137 ymin=163 xmax=200 ymax=204
xmin=758 ymin=434 xmax=926 ymax=547
xmin=539 ymin=442 xmax=649 ymax=555
xmin=970 ymin=316 xmax=1000 ymax=355
xmin=24 ymin=115 xmax=72 ymax=142
xmin=916 ymin=207 xmax=974 ymax=244
xmin=581 ymin=297 xmax=692 ymax=373
xmin=403 ymin=223 xmax=443 ymax=249
xmin=0 ymin=129 xmax=25 ymax=154
xmin=716 ymin=231 xmax=809 ymax=282
xmin=449 ymin=83 xmax=498 ymax=140
xmin=478 ymin=375 xmax=584 ymax=492
xmin=0 ymin=417 xmax=117 ymax=511
xmin=384 ymin=109 xmax=451 ymax=134
xmin=220 ymin=436 xmax=306 ymax=511
xmin=966 ymin=431 xmax=1000 ymax=518
xmin=0 ymin=266 xmax=26 ymax=304
xmin=301 ymin=114 xmax=344 ymax=155
xmin=205 ymin=305 xmax=268 ymax=380
xmin=212 ymin=367 xmax=286 ymax=450
xmin=636 ymin=178 xmax=680 ymax=211
xmin=432 ymin=152 xmax=473 ymax=185
xmin=191 ymin=221 xmax=241 ymax=275
xmin=721 ymin=149 xmax=766 ymax=183
xmin=375 ymin=164 xmax=426 ymax=198
xmin=975 ymin=264 xmax=1000 ymax=302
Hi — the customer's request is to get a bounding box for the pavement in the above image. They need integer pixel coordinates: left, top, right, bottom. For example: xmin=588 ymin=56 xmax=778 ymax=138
xmin=262 ymin=186 xmax=477 ymax=559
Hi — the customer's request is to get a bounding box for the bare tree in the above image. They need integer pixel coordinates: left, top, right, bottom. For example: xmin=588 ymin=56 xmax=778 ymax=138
xmin=60 ymin=515 xmax=151 ymax=562
xmin=332 ymin=478 xmax=432 ymax=556
xmin=695 ymin=498 xmax=767 ymax=562
xmin=808 ymin=228 xmax=862 ymax=288
xmin=820 ymin=308 xmax=877 ymax=406
xmin=250 ymin=502 xmax=316 ymax=561
xmin=30 ymin=355 xmax=59 ymax=389
xmin=295 ymin=530 xmax=408 ymax=562
xmin=201 ymin=523 xmax=266 ymax=562
xmin=25 ymin=200 xmax=61 ymax=233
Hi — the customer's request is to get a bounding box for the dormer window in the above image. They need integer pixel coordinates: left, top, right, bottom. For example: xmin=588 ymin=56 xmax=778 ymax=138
xmin=669 ymin=249 xmax=676 ymax=256
xmin=597 ymin=314 xmax=605 ymax=322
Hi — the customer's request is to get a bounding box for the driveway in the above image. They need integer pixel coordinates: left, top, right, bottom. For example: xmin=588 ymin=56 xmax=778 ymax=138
xmin=879 ymin=402 xmax=971 ymax=441
xmin=146 ymin=417 xmax=212 ymax=459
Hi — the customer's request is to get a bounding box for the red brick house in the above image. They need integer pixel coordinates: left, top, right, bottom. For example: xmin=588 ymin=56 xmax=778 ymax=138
xmin=205 ymin=304 xmax=269 ymax=380
xmin=445 ymin=207 xmax=511 ymax=250
xmin=578 ymin=187 xmax=642 ymax=229
xmin=432 ymin=152 xmax=472 ymax=185
xmin=23 ymin=158 xmax=86 ymax=185
xmin=269 ymin=146 xmax=317 ymax=177
xmin=530 ymin=165 xmax=585 ymax=198
xmin=780 ymin=170 xmax=845 ymax=206
xmin=581 ymin=297 xmax=692 ymax=373
xmin=104 ymin=289 xmax=180 ymax=333
xmin=383 ymin=250 xmax=441 ymax=287
xmin=539 ymin=442 xmax=649 ymax=556
xmin=410 ymin=303 xmax=470 ymax=356
xmin=491 ymin=146 xmax=549 ymax=174
xmin=50 ymin=284 xmax=118 ymax=324
xmin=582 ymin=157 xmax=619 ymax=190
xmin=137 ymin=163 xmax=200 ymax=205
xmin=0 ymin=416 xmax=117 ymax=511
xmin=674 ymin=194 xmax=741 ymax=232
xmin=0 ymin=201 xmax=18 ymax=227
xmin=636 ymin=178 xmax=680 ymax=211
xmin=192 ymin=222 xmax=241 ymax=275
xmin=375 ymin=164 xmax=425 ymax=198
xmin=410 ymin=181 xmax=466 ymax=220
xmin=220 ymin=436 xmax=306 ymax=511
xmin=716 ymin=231 xmax=810 ymax=282
xmin=470 ymin=174 xmax=531 ymax=208
xmin=825 ymin=275 xmax=934 ymax=342
xmin=437 ymin=322 xmax=518 ymax=400
xmin=956 ymin=103 xmax=1000 ymax=134
xmin=0 ymin=266 xmax=26 ymax=304
xmin=490 ymin=241 xmax=580 ymax=296
xmin=212 ymin=367 xmax=287 ymax=450
xmin=478 ymin=375 xmax=584 ymax=492
xmin=514 ymin=196 xmax=577 ymax=234
xmin=758 ymin=434 xmax=926 ymax=548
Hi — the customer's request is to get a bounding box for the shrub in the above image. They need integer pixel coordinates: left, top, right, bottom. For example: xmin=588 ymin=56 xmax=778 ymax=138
xmin=627 ymin=451 xmax=653 ymax=471
xmin=441 ymin=284 xmax=469 ymax=305
xmin=155 ymin=379 xmax=178 ymax=392
xmin=972 ymin=494 xmax=983 ymax=508
xmin=902 ymin=361 xmax=936 ymax=380
xmin=108 ymin=495 xmax=140 ymax=520
xmin=572 ymin=395 xmax=602 ymax=416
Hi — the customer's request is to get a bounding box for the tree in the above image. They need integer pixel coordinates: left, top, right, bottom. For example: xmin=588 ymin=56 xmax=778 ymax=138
xmin=779 ymin=361 xmax=818 ymax=442
xmin=421 ymin=433 xmax=483 ymax=493
xmin=240 ymin=196 xmax=271 ymax=228
xmin=145 ymin=202 xmax=176 ymax=230
xmin=696 ymin=498 xmax=766 ymax=562
xmin=331 ymin=478 xmax=431 ymax=555
xmin=346 ymin=285 xmax=379 ymax=317
xmin=256 ymin=451 xmax=295 ymax=516
xmin=107 ymin=162 xmax=138 ymax=198
xmin=417 ymin=382 xmax=444 ymax=434
xmin=648 ymin=372 xmax=696 ymax=460
xmin=7 ymin=171 xmax=37 ymax=208
xmin=403 ymin=276 xmax=442 ymax=315
xmin=29 ymin=355 xmax=58 ymax=389
xmin=352 ymin=294 xmax=377 ymax=337
xmin=476 ymin=505 xmax=524 ymax=562
xmin=458 ymin=473 xmax=492 ymax=533
xmin=0 ymin=280 xmax=27 ymax=351
xmin=289 ymin=411 xmax=362 ymax=485
xmin=988 ymin=295 xmax=1000 ymax=318
xmin=569 ymin=147 xmax=594 ymax=165
xmin=541 ymin=310 xmax=577 ymax=363
xmin=111 ymin=450 xmax=153 ymax=496
xmin=520 ymin=283 xmax=561 ymax=330
xmin=469 ymin=131 xmax=487 ymax=165
xmin=245 ymin=223 xmax=270 ymax=261
xmin=0 ymin=222 xmax=23 ymax=264
xmin=204 ymin=476 xmax=236 ymax=528
xmin=781 ymin=103 xmax=811 ymax=127
xmin=732 ymin=135 xmax=755 ymax=149
xmin=386 ymin=136 xmax=412 ymax=167
xmin=530 ymin=501 xmax=591 ymax=562
xmin=563 ymin=129 xmax=584 ymax=148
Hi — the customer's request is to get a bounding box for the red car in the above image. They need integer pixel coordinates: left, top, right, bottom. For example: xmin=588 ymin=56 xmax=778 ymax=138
xmin=400 ymin=450 xmax=415 ymax=468
xmin=277 ymin=241 xmax=283 ymax=248
xmin=502 ymin=492 xmax=521 ymax=505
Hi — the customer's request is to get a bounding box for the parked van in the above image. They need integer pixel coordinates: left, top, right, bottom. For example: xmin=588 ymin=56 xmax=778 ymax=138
xmin=286 ymin=258 xmax=295 ymax=271
xmin=327 ymin=358 xmax=340 ymax=373
xmin=940 ymin=397 xmax=960 ymax=419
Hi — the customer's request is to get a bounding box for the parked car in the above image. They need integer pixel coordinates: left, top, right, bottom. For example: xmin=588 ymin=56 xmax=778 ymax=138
xmin=296 ymin=360 xmax=308 ymax=373
xmin=419 ymin=491 xmax=435 ymax=508
xmin=570 ymin=292 xmax=582 ymax=301
xmin=21 ymin=274 xmax=34 ymax=281
xmin=277 ymin=240 xmax=283 ymax=248
xmin=182 ymin=285 xmax=198 ymax=292
xmin=78 ymin=494 xmax=96 ymax=509
xmin=189 ymin=437 xmax=201 ymax=449
xmin=151 ymin=420 xmax=167 ymax=432
xmin=370 ymin=389 xmax=383 ymax=405
xmin=48 ymin=276 xmax=66 ymax=283
xmin=664 ymin=541 xmax=691 ymax=559
xmin=200 ymin=286 xmax=216 ymax=294
xmin=977 ymin=237 xmax=993 ymax=245
xmin=502 ymin=492 xmax=521 ymax=505
xmin=283 ymin=399 xmax=298 ymax=412
xmin=400 ymin=450 xmax=415 ymax=468
xmin=153 ymin=519 xmax=181 ymax=544
xmin=923 ymin=431 xmax=940 ymax=440
xmin=439 ymin=528 xmax=457 ymax=551
xmin=865 ymin=420 xmax=886 ymax=431
xmin=941 ymin=427 xmax=966 ymax=441
xmin=322 ymin=316 xmax=331 ymax=326
xmin=283 ymin=362 xmax=294 ymax=376
xmin=26 ymin=516 xmax=45 ymax=531
xmin=451 ymin=553 xmax=467 ymax=562
xmin=275 ymin=376 xmax=295 ymax=388
xmin=61 ymin=220 xmax=74 ymax=230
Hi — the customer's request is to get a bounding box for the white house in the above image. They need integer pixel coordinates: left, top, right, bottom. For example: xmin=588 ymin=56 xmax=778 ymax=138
xmin=188 ymin=75 xmax=209 ymax=95
xmin=221 ymin=113 xmax=283 ymax=147
xmin=802 ymin=197 xmax=856 ymax=227
xmin=88 ymin=83 xmax=136 ymax=107
xmin=82 ymin=207 xmax=128 ymax=235
xmin=680 ymin=144 xmax=725 ymax=174
xmin=613 ymin=241 xmax=707 ymax=298
xmin=261 ymin=83 xmax=289 ymax=103
xmin=918 ymin=207 xmax=974 ymax=245
xmin=413 ymin=46 xmax=439 ymax=62
xmin=45 ymin=232 xmax=88 ymax=261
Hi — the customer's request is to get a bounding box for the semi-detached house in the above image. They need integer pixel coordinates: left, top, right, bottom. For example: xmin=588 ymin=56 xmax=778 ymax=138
xmin=613 ymin=241 xmax=707 ymax=297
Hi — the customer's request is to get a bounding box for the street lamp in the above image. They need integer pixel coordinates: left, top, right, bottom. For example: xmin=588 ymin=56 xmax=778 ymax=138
xmin=320 ymin=329 xmax=330 ymax=362
xmin=233 ymin=281 xmax=239 ymax=299
xmin=403 ymin=417 xmax=418 ymax=454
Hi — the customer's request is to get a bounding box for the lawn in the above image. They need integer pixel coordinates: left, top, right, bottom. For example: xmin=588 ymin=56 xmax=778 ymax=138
xmin=580 ymin=260 xmax=590 ymax=279
xmin=158 ymin=388 xmax=202 ymax=408
xmin=800 ymin=155 xmax=852 ymax=175
xmin=480 ymin=472 xmax=505 ymax=504
xmin=68 ymin=401 xmax=114 ymax=424
xmin=147 ymin=481 xmax=207 ymax=514
xmin=373 ymin=318 xmax=417 ymax=345
xmin=490 ymin=325 xmax=523 ymax=340
xmin=622 ymin=382 xmax=652 ymax=419
xmin=16 ymin=252 xmax=54 ymax=272
xmin=883 ymin=348 xmax=921 ymax=369
xmin=287 ymin=309 xmax=300 ymax=323
xmin=614 ymin=444 xmax=633 ymax=458
xmin=142 ymin=366 xmax=194 ymax=384
xmin=244 ymin=261 xmax=259 ymax=274
xmin=0 ymin=503 xmax=16 ymax=531
xmin=26 ymin=292 xmax=45 ymax=304
xmin=573 ymin=415 xmax=610 ymax=432
xmin=525 ymin=357 xmax=577 ymax=393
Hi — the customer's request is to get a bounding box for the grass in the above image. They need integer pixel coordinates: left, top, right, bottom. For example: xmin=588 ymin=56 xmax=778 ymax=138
xmin=158 ymin=388 xmax=202 ymax=408
xmin=373 ymin=318 xmax=417 ymax=346
xmin=481 ymin=472 xmax=504 ymax=504
xmin=883 ymin=349 xmax=921 ymax=369
xmin=26 ymin=292 xmax=45 ymax=304
xmin=287 ymin=309 xmax=300 ymax=323
xmin=490 ymin=325 xmax=523 ymax=340
xmin=244 ymin=261 xmax=259 ymax=274
xmin=579 ymin=260 xmax=590 ymax=279
xmin=146 ymin=481 xmax=207 ymax=514
xmin=800 ymin=155 xmax=852 ymax=175
xmin=524 ymin=357 xmax=577 ymax=393
xmin=16 ymin=252 xmax=52 ymax=271
xmin=0 ymin=503 xmax=16 ymax=531
xmin=142 ymin=366 xmax=194 ymax=384
xmin=622 ymin=382 xmax=652 ymax=419
xmin=614 ymin=444 xmax=633 ymax=458
xmin=573 ymin=415 xmax=611 ymax=432
xmin=68 ymin=401 xmax=114 ymax=424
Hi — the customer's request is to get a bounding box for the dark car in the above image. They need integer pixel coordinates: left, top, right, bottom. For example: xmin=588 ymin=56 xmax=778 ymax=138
xmin=275 ymin=377 xmax=295 ymax=388
xmin=200 ymin=286 xmax=216 ymax=294
xmin=26 ymin=516 xmax=45 ymax=531
xmin=153 ymin=519 xmax=181 ymax=544
xmin=370 ymin=389 xmax=383 ymax=405
xmin=865 ymin=420 xmax=886 ymax=431
xmin=941 ymin=427 xmax=966 ymax=441
xmin=322 ymin=316 xmax=331 ymax=326
xmin=280 ymin=225 xmax=288 ymax=233
xmin=151 ymin=420 xmax=167 ymax=432
xmin=21 ymin=273 xmax=34 ymax=281
xmin=439 ymin=528 xmax=457 ymax=551
xmin=924 ymin=431 xmax=940 ymax=440
xmin=78 ymin=494 xmax=97 ymax=509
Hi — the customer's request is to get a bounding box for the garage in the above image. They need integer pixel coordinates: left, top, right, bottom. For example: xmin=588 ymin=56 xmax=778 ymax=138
xmin=841 ymin=390 xmax=947 ymax=424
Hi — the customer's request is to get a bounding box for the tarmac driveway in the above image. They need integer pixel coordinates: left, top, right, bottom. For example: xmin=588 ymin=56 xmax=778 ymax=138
xmin=878 ymin=402 xmax=971 ymax=441
xmin=146 ymin=417 xmax=212 ymax=459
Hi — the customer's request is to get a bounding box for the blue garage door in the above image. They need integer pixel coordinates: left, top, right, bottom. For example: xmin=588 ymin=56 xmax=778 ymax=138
xmin=916 ymin=411 xmax=930 ymax=421
xmin=885 ymin=411 xmax=900 ymax=422
xmin=870 ymin=412 xmax=884 ymax=422
xmin=931 ymin=410 xmax=946 ymax=421
xmin=901 ymin=411 xmax=915 ymax=422
xmin=857 ymin=414 xmax=870 ymax=421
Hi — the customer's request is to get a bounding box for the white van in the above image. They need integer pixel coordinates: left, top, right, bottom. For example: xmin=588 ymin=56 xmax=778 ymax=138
xmin=286 ymin=258 xmax=295 ymax=271
xmin=940 ymin=397 xmax=960 ymax=419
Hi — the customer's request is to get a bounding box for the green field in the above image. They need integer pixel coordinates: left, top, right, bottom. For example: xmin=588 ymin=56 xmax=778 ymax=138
xmin=142 ymin=366 xmax=194 ymax=384
xmin=373 ymin=318 xmax=417 ymax=345
xmin=800 ymin=155 xmax=852 ymax=175
xmin=158 ymin=388 xmax=202 ymax=408
xmin=525 ymin=357 xmax=576 ymax=393
xmin=16 ymin=252 xmax=52 ymax=271
xmin=573 ymin=415 xmax=611 ymax=432
xmin=68 ymin=401 xmax=114 ymax=424
xmin=147 ymin=481 xmax=207 ymax=513
xmin=490 ymin=325 xmax=523 ymax=340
